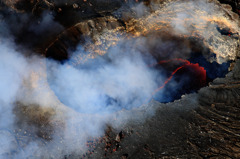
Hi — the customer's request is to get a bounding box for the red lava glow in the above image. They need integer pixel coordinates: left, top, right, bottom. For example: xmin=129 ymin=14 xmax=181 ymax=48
xmin=151 ymin=58 xmax=206 ymax=96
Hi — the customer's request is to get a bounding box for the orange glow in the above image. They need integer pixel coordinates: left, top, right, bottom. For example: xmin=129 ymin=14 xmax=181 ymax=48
xmin=151 ymin=58 xmax=206 ymax=96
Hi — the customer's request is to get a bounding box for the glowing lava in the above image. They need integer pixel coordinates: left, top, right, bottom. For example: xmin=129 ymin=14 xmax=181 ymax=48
xmin=151 ymin=58 xmax=206 ymax=99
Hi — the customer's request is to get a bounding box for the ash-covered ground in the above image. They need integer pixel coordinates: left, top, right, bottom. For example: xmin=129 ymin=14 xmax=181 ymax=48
xmin=0 ymin=0 xmax=240 ymax=159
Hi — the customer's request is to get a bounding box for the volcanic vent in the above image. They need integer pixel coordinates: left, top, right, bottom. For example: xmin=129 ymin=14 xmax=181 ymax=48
xmin=0 ymin=0 xmax=240 ymax=159
xmin=45 ymin=0 xmax=240 ymax=109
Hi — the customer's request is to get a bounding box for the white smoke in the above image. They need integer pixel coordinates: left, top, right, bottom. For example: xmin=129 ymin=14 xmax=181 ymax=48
xmin=0 ymin=34 xmax=164 ymax=159
xmin=124 ymin=0 xmax=240 ymax=63
xmin=47 ymin=42 xmax=161 ymax=114
xmin=0 ymin=0 xmax=239 ymax=158
xmin=0 ymin=40 xmax=29 ymax=129
xmin=0 ymin=40 xmax=29 ymax=157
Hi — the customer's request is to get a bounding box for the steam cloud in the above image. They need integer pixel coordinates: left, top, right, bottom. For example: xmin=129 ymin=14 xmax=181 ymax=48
xmin=0 ymin=37 xmax=162 ymax=158
xmin=0 ymin=0 xmax=239 ymax=158
xmin=47 ymin=40 xmax=162 ymax=114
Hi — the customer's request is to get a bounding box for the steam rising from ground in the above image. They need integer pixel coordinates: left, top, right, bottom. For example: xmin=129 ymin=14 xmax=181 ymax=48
xmin=47 ymin=41 xmax=161 ymax=114
xmin=0 ymin=0 xmax=239 ymax=158
xmin=122 ymin=0 xmax=240 ymax=63
xmin=0 ymin=41 xmax=28 ymax=129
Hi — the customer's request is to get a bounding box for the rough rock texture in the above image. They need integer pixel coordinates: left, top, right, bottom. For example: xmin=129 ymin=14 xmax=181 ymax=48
xmin=0 ymin=0 xmax=240 ymax=159
xmin=2 ymin=59 xmax=239 ymax=158
xmin=45 ymin=0 xmax=240 ymax=64
xmin=85 ymin=60 xmax=240 ymax=159
xmin=46 ymin=16 xmax=124 ymax=61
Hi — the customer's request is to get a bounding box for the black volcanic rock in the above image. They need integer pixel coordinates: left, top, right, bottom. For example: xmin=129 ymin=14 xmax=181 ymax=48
xmin=0 ymin=0 xmax=240 ymax=158
xmin=45 ymin=16 xmax=124 ymax=61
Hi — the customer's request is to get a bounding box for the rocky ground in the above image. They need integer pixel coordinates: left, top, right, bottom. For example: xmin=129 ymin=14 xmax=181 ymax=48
xmin=87 ymin=59 xmax=240 ymax=159
xmin=60 ymin=58 xmax=240 ymax=159
xmin=0 ymin=0 xmax=240 ymax=158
